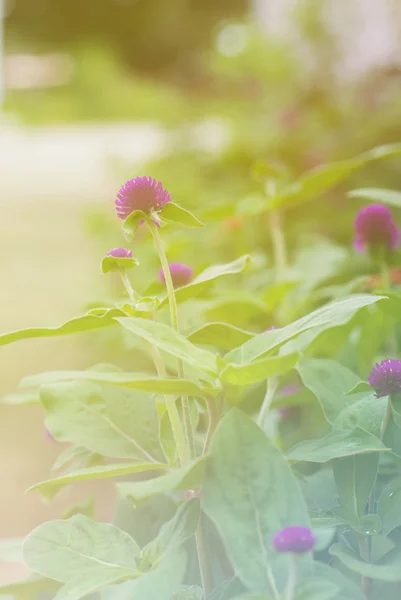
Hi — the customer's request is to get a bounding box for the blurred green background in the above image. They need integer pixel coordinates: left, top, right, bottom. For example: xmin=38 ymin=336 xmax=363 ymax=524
xmin=1 ymin=0 xmax=401 ymax=566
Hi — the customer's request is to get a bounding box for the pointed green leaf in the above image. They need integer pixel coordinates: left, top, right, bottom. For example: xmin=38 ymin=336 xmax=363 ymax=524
xmin=333 ymin=454 xmax=379 ymax=521
xmin=329 ymin=543 xmax=401 ymax=582
xmin=163 ymin=255 xmax=251 ymax=305
xmin=226 ymin=295 xmax=385 ymax=364
xmin=23 ymin=516 xmax=140 ymax=586
xmin=0 ymin=310 xmax=124 ymax=348
xmin=161 ymin=202 xmax=204 ymax=228
xmin=286 ymin=428 xmax=387 ymax=463
xmin=27 ymin=462 xmax=167 ymax=500
xmin=1 ymin=390 xmax=40 ymax=405
xmin=202 ymin=409 xmax=311 ymax=594
xmin=348 ymin=188 xmax=401 ymax=208
xmin=220 ymin=353 xmax=299 ymax=387
xmin=22 ymin=370 xmax=220 ymax=399
xmin=0 ymin=576 xmax=61 ymax=600
xmin=116 ymin=317 xmax=219 ymax=375
xmin=41 ymin=381 xmax=164 ymax=462
xmin=101 ymin=255 xmax=139 ymax=274
xmin=122 ymin=210 xmax=147 ymax=240
xmin=378 ymin=477 xmax=401 ymax=535
xmin=187 ymin=322 xmax=254 ymax=350
xmin=118 ymin=457 xmax=206 ymax=503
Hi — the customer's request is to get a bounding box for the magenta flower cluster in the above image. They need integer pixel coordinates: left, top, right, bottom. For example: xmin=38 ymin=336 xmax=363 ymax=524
xmin=368 ymin=358 xmax=401 ymax=398
xmin=159 ymin=262 xmax=193 ymax=288
xmin=354 ymin=203 xmax=400 ymax=254
xmin=273 ymin=526 xmax=316 ymax=553
xmin=115 ymin=176 xmax=172 ymax=220
xmin=106 ymin=248 xmax=133 ymax=258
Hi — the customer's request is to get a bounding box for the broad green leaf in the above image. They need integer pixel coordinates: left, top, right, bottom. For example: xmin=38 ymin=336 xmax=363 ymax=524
xmin=52 ymin=446 xmax=100 ymax=472
xmin=389 ymin=394 xmax=401 ymax=431
xmin=62 ymin=497 xmax=95 ymax=520
xmin=333 ymin=454 xmax=379 ymax=521
xmin=267 ymin=143 xmax=401 ymax=210
xmin=202 ymin=409 xmax=311 ymax=594
xmin=286 ymin=428 xmax=387 ymax=463
xmin=41 ymin=381 xmax=164 ymax=462
xmin=22 ymin=370 xmax=220 ymax=399
xmin=378 ymin=477 xmax=401 ymax=535
xmin=345 ymin=382 xmax=372 ymax=396
xmin=164 ymin=255 xmax=251 ymax=305
xmin=172 ymin=586 xmax=203 ymax=599
xmin=116 ymin=317 xmax=219 ymax=375
xmin=141 ymin=500 xmax=200 ymax=567
xmin=297 ymin=359 xmax=386 ymax=435
xmin=187 ymin=322 xmax=254 ymax=350
xmin=27 ymin=462 xmax=167 ymax=500
xmin=348 ymin=188 xmax=401 ymax=208
xmin=220 ymin=353 xmax=299 ymax=387
xmin=104 ymin=550 xmax=186 ymax=600
xmin=24 ymin=516 xmax=140 ymax=585
xmin=0 ymin=576 xmax=60 ymax=600
xmin=0 ymin=390 xmax=39 ymax=405
xmin=122 ymin=210 xmax=147 ymax=240
xmin=205 ymin=294 xmax=268 ymax=327
xmin=226 ymin=295 xmax=385 ymax=364
xmin=313 ymin=563 xmax=365 ymax=600
xmin=101 ymin=255 xmax=139 ymax=274
xmin=119 ymin=457 xmax=206 ymax=503
xmin=0 ymin=309 xmax=124 ymax=348
xmin=161 ymin=202 xmax=204 ymax=228
xmin=294 ymin=578 xmax=339 ymax=600
xmin=329 ymin=543 xmax=401 ymax=582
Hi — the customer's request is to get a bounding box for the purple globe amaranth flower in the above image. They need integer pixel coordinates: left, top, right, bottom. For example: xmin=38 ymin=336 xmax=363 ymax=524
xmin=368 ymin=358 xmax=401 ymax=398
xmin=273 ymin=526 xmax=316 ymax=553
xmin=106 ymin=248 xmax=133 ymax=258
xmin=354 ymin=203 xmax=400 ymax=254
xmin=115 ymin=177 xmax=172 ymax=220
xmin=159 ymin=263 xmax=193 ymax=288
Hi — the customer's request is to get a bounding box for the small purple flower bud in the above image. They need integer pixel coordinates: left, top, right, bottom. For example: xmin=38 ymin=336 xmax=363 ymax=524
xmin=106 ymin=248 xmax=133 ymax=258
xmin=368 ymin=358 xmax=401 ymax=398
xmin=115 ymin=177 xmax=172 ymax=220
xmin=159 ymin=263 xmax=193 ymax=288
xmin=354 ymin=204 xmax=400 ymax=254
xmin=273 ymin=526 xmax=316 ymax=553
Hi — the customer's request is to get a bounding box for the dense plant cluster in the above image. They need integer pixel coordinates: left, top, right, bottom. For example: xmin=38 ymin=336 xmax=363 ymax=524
xmin=3 ymin=146 xmax=401 ymax=600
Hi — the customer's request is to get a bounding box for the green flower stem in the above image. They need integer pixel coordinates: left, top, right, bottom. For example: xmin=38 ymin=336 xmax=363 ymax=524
xmin=380 ymin=396 xmax=392 ymax=441
xmin=358 ymin=536 xmax=371 ymax=599
xmin=147 ymin=220 xmax=213 ymax=599
xmin=147 ymin=220 xmax=195 ymax=462
xmin=118 ymin=269 xmax=187 ymax=465
xmin=268 ymin=210 xmax=287 ymax=280
xmin=285 ymin=554 xmax=297 ymax=600
xmin=257 ymin=376 xmax=279 ymax=428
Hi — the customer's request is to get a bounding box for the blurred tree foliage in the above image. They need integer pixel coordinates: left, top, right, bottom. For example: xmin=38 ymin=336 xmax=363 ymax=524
xmin=5 ymin=0 xmax=247 ymax=76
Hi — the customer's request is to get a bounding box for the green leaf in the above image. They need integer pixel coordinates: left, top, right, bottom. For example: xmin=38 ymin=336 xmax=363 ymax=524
xmin=348 ymin=188 xmax=401 ymax=208
xmin=141 ymin=500 xmax=200 ymax=568
xmin=172 ymin=586 xmax=203 ymax=600
xmin=122 ymin=210 xmax=147 ymax=240
xmin=101 ymin=255 xmax=139 ymax=274
xmin=41 ymin=381 xmax=164 ymax=462
xmin=116 ymin=317 xmax=219 ymax=375
xmin=390 ymin=394 xmax=401 ymax=430
xmin=104 ymin=550 xmax=187 ymax=600
xmin=23 ymin=516 xmax=140 ymax=593
xmin=226 ymin=295 xmax=385 ymax=364
xmin=345 ymin=382 xmax=372 ymax=396
xmin=164 ymin=255 xmax=251 ymax=305
xmin=0 ymin=390 xmax=40 ymax=405
xmin=62 ymin=497 xmax=95 ymax=520
xmin=267 ymin=143 xmax=401 ymax=210
xmin=333 ymin=454 xmax=379 ymax=521
xmin=220 ymin=353 xmax=299 ymax=387
xmin=294 ymin=578 xmax=340 ymax=600
xmin=202 ymin=409 xmax=311 ymax=594
xmin=118 ymin=457 xmax=206 ymax=503
xmin=52 ymin=445 xmax=100 ymax=472
xmin=22 ymin=370 xmax=220 ymax=399
xmin=286 ymin=428 xmax=387 ymax=463
xmin=27 ymin=462 xmax=167 ymax=500
xmin=0 ymin=310 xmax=124 ymax=348
xmin=0 ymin=576 xmax=61 ymax=600
xmin=329 ymin=543 xmax=401 ymax=582
xmin=187 ymin=322 xmax=254 ymax=350
xmin=378 ymin=477 xmax=401 ymax=535
xmin=205 ymin=294 xmax=268 ymax=327
xmin=161 ymin=202 xmax=204 ymax=228
xmin=313 ymin=563 xmax=365 ymax=600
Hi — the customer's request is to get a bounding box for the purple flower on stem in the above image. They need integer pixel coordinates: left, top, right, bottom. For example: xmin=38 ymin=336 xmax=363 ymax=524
xmin=115 ymin=177 xmax=172 ymax=220
xmin=159 ymin=263 xmax=193 ymax=288
xmin=106 ymin=248 xmax=133 ymax=258
xmin=368 ymin=358 xmax=401 ymax=398
xmin=354 ymin=204 xmax=400 ymax=254
xmin=273 ymin=526 xmax=316 ymax=553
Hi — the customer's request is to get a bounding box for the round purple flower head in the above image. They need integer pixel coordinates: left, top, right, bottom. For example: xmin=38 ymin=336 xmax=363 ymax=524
xmin=106 ymin=248 xmax=133 ymax=258
xmin=159 ymin=263 xmax=193 ymax=288
xmin=273 ymin=526 xmax=316 ymax=553
xmin=368 ymin=358 xmax=401 ymax=398
xmin=354 ymin=203 xmax=400 ymax=254
xmin=115 ymin=177 xmax=172 ymax=220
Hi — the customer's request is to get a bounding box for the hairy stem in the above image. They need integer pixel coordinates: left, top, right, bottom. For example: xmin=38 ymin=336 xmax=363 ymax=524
xmin=147 ymin=220 xmax=195 ymax=461
xmin=285 ymin=554 xmax=297 ymax=600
